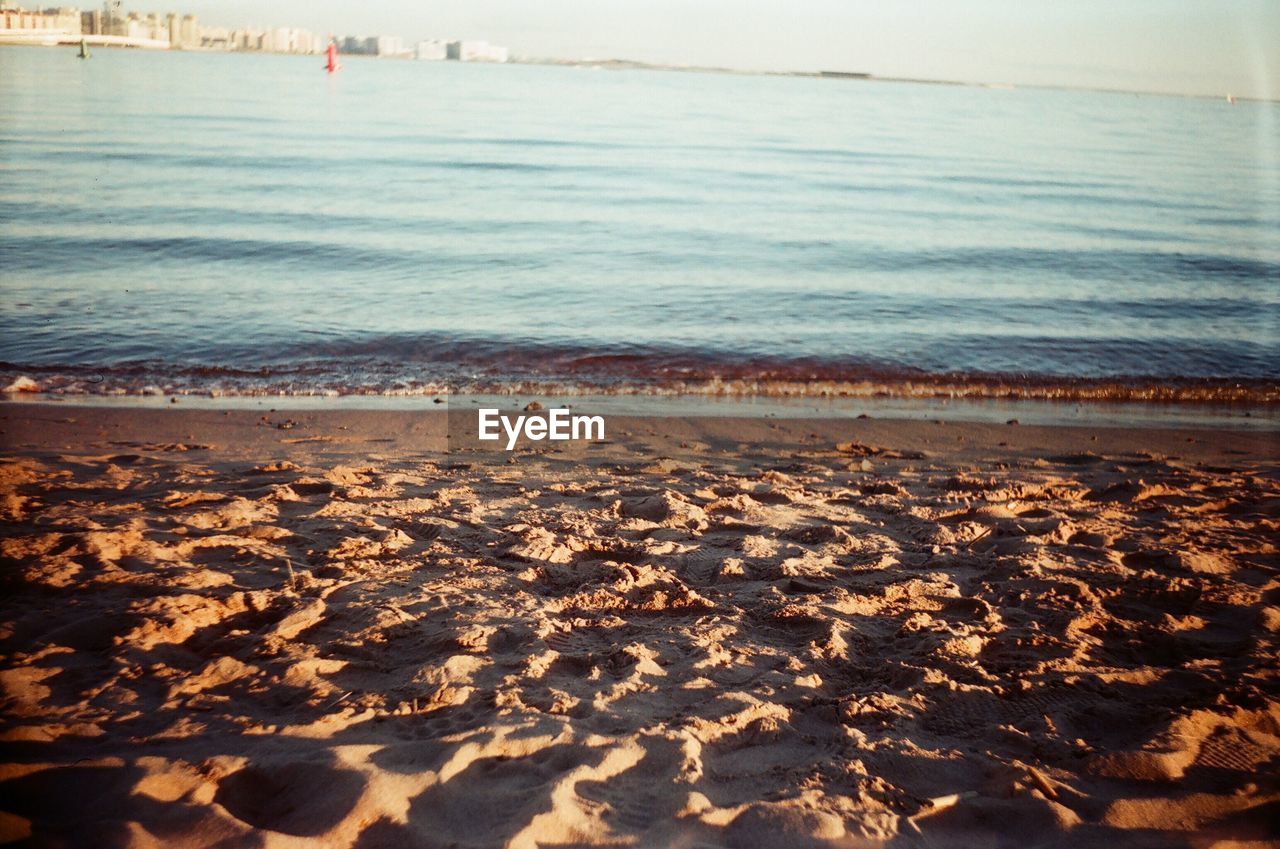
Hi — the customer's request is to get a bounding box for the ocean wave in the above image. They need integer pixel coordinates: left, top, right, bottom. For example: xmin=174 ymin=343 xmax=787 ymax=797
xmin=5 ymin=229 xmax=1276 ymax=288
xmin=3 ymin=362 xmax=1275 ymax=404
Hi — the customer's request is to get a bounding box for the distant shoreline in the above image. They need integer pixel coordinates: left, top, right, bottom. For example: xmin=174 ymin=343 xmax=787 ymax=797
xmin=0 ymin=39 xmax=1271 ymax=103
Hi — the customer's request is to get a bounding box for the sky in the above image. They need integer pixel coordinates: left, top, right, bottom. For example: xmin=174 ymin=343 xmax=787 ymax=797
xmin=172 ymin=0 xmax=1278 ymax=98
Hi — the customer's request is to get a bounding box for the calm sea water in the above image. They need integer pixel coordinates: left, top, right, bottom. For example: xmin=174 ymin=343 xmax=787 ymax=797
xmin=1 ymin=48 xmax=1277 ymax=401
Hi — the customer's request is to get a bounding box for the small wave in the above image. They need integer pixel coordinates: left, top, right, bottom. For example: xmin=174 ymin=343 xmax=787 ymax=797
xmin=0 ymin=235 xmax=533 ymax=275
xmin=8 ymin=230 xmax=1275 ymax=291
xmin=26 ymin=146 xmax=617 ymax=176
xmin=3 ymin=363 xmax=1274 ymax=405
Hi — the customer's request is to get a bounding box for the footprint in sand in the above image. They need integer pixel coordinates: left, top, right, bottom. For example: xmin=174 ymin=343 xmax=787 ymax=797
xmin=214 ymin=759 xmax=365 ymax=837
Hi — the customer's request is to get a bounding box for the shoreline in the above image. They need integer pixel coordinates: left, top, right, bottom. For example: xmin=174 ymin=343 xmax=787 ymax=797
xmin=5 ymin=366 xmax=1276 ymax=409
xmin=2 ymin=404 xmax=1276 ymax=473
xmin=2 ymin=41 xmax=1274 ymax=103
xmin=2 ymin=402 xmax=1276 ymax=485
xmin=3 ymin=393 xmax=1275 ymax=433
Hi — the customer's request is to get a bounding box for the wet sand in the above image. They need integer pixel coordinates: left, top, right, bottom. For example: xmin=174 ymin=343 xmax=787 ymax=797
xmin=0 ymin=404 xmax=1277 ymax=847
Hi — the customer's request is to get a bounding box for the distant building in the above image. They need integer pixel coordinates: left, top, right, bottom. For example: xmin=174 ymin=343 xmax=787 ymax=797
xmin=179 ymin=14 xmax=197 ymax=48
xmin=0 ymin=6 xmax=354 ymax=56
xmin=119 ymin=12 xmax=167 ymax=43
xmin=103 ymin=1 xmax=126 ymax=36
xmin=294 ymin=28 xmax=317 ymax=54
xmin=335 ymin=35 xmax=389 ymax=55
xmin=270 ymin=27 xmax=291 ymax=52
xmin=376 ymin=34 xmax=405 ymax=56
xmin=144 ymin=13 xmax=165 ymax=42
xmin=415 ymin=39 xmax=447 ymax=60
xmin=447 ymin=40 xmax=508 ymax=63
xmin=0 ymin=6 xmax=81 ymax=37
xmin=199 ymin=25 xmax=232 ymax=49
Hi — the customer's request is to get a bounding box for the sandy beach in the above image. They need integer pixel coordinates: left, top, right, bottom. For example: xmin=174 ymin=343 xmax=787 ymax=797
xmin=0 ymin=403 xmax=1276 ymax=848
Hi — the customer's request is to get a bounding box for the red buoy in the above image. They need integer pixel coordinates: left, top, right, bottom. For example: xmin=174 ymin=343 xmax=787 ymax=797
xmin=325 ymin=39 xmax=341 ymax=74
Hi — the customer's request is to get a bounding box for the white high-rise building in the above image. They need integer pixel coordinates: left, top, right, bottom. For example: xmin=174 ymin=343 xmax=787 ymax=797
xmin=143 ymin=13 xmax=166 ymax=42
xmin=376 ymin=35 xmax=404 ymax=56
xmin=447 ymin=40 xmax=508 ymax=63
xmin=415 ymin=39 xmax=447 ymax=61
xmin=294 ymin=29 xmax=317 ymax=54
xmin=179 ymin=14 xmax=197 ymax=48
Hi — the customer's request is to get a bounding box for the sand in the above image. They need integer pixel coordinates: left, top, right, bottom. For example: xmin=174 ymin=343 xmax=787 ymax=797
xmin=0 ymin=403 xmax=1276 ymax=848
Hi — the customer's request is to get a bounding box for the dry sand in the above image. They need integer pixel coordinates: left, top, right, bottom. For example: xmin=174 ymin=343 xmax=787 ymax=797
xmin=0 ymin=403 xmax=1277 ymax=848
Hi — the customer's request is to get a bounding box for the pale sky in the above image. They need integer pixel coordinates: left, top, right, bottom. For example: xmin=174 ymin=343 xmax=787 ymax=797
xmin=174 ymin=0 xmax=1278 ymax=98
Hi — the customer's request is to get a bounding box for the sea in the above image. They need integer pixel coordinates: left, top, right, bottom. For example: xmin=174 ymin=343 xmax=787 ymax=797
xmin=1 ymin=47 xmax=1277 ymax=407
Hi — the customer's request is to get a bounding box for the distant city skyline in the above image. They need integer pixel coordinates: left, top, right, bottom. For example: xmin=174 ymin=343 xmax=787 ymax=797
xmin=157 ymin=0 xmax=1277 ymax=98
xmin=0 ymin=5 xmax=510 ymax=61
